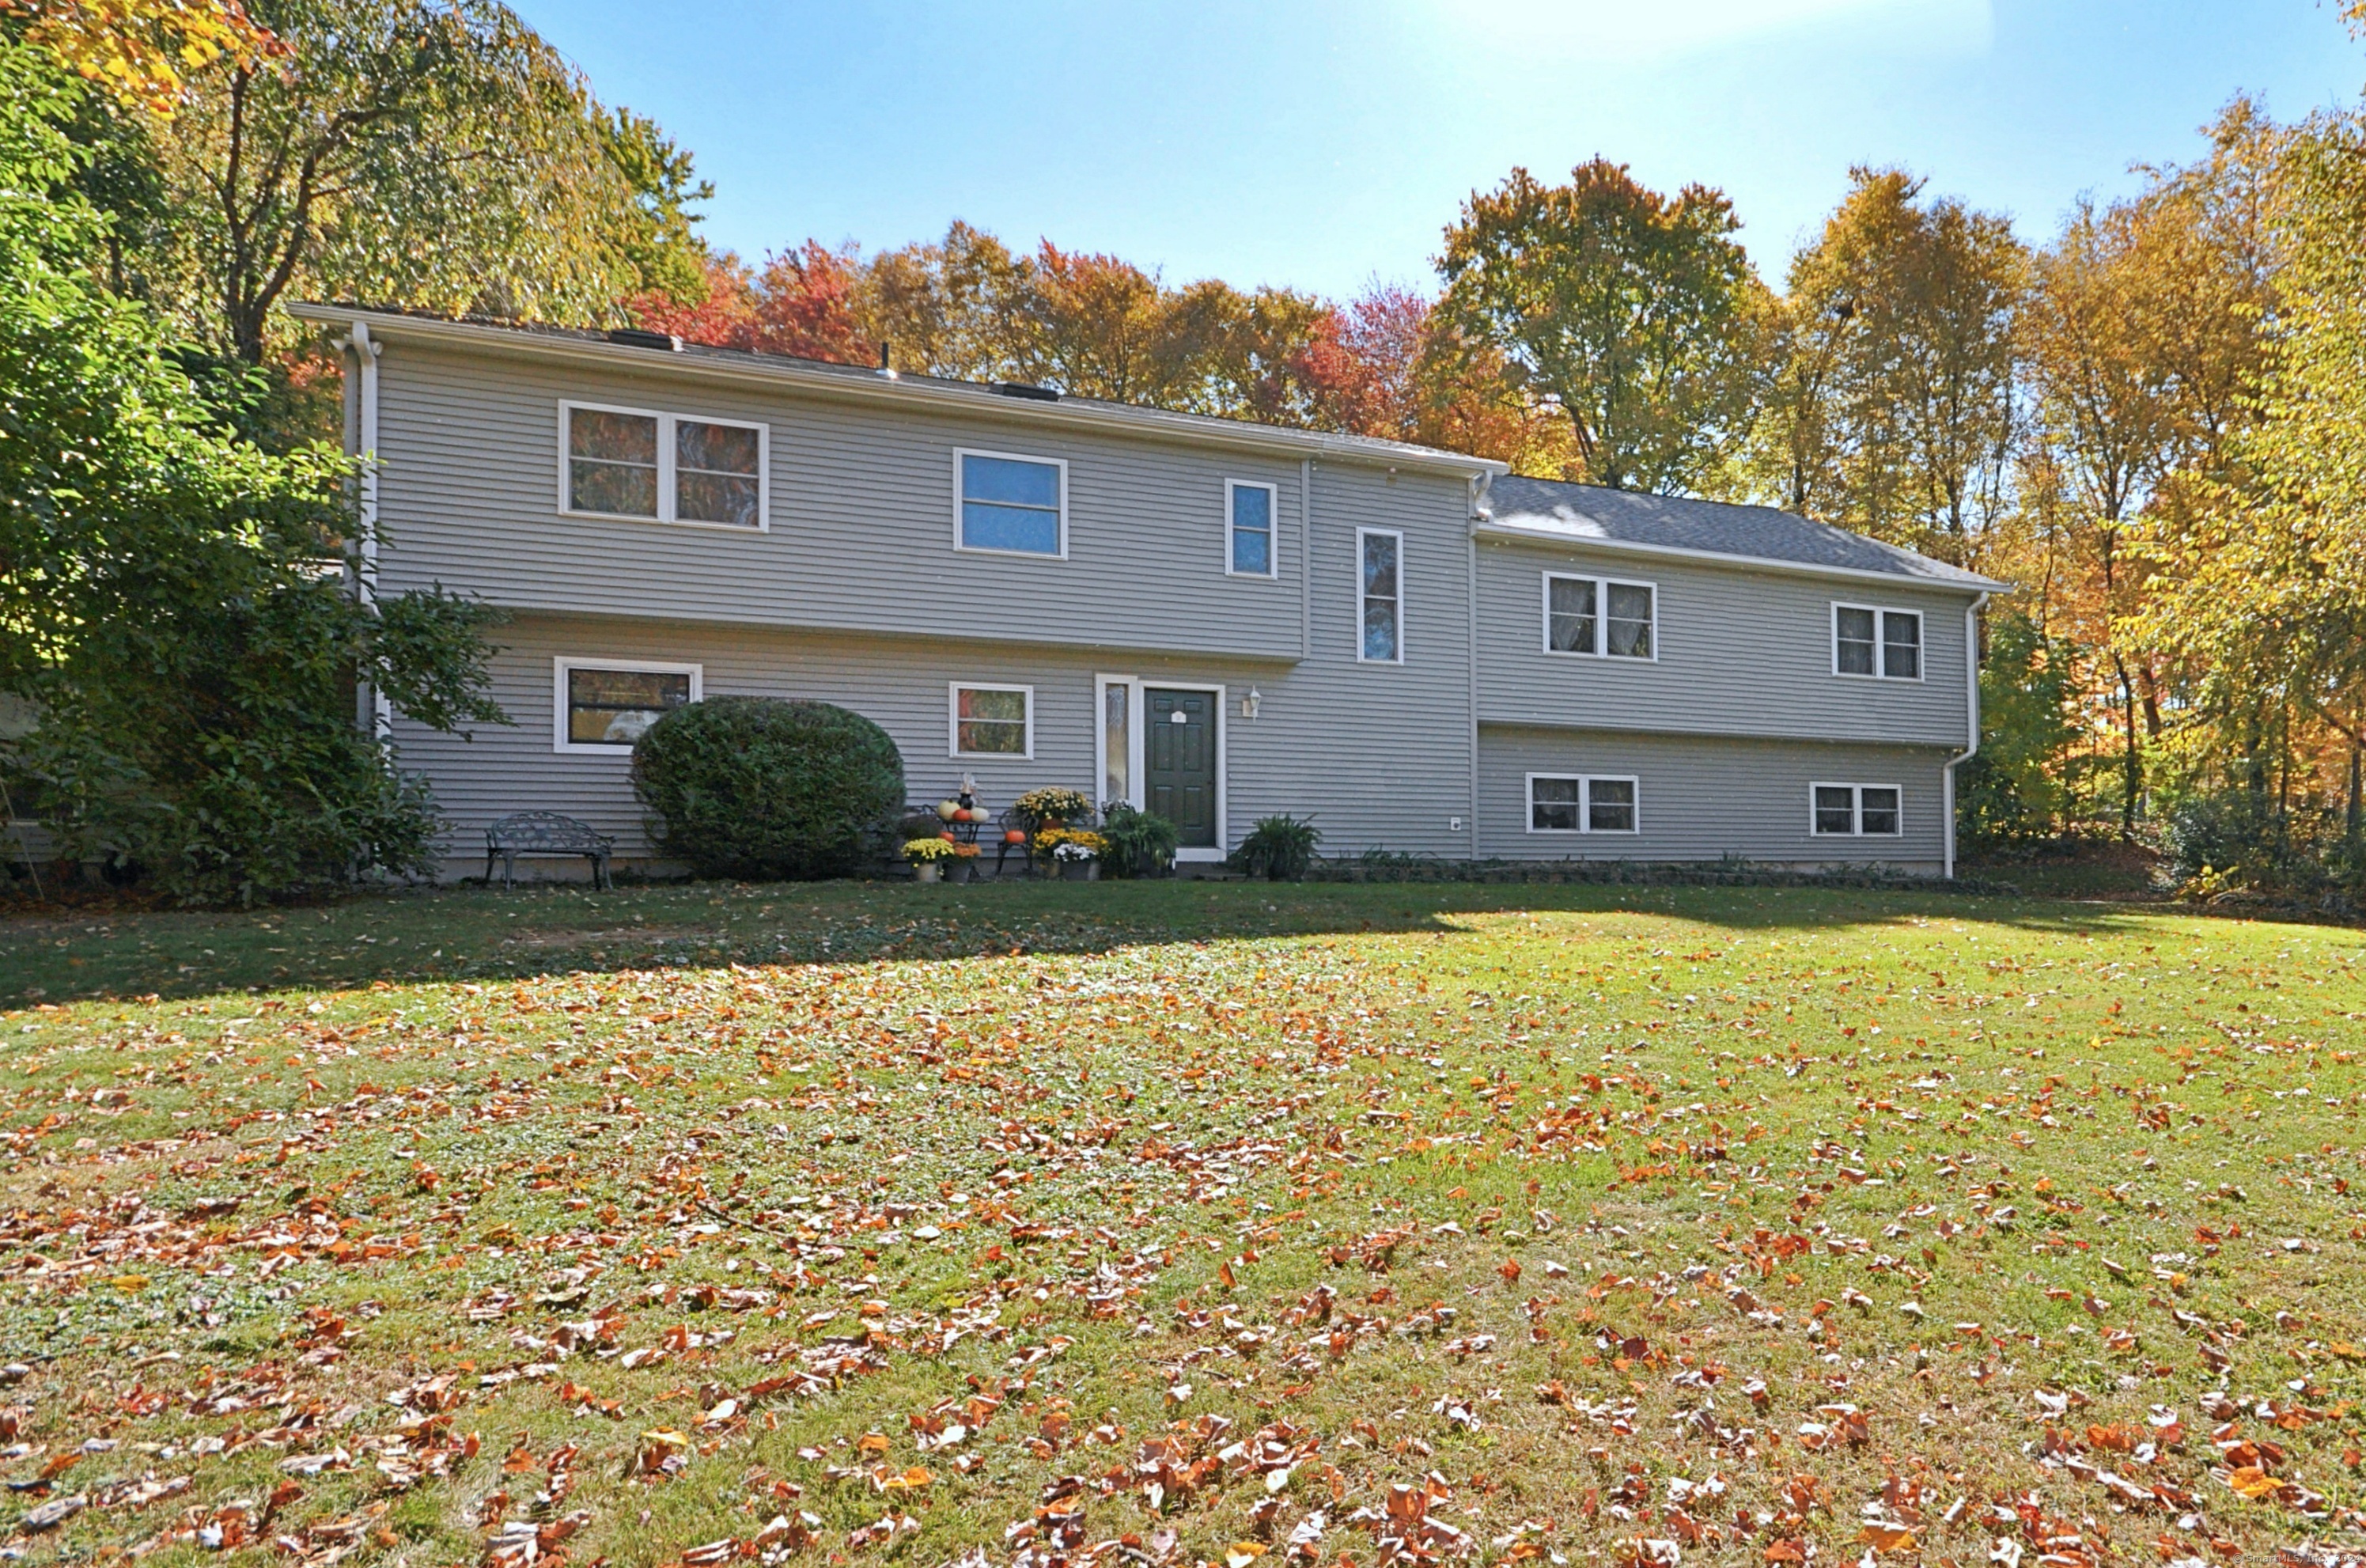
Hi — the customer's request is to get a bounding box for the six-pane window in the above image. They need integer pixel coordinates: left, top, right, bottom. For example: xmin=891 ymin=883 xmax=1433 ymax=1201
xmin=959 ymin=453 xmax=1064 ymax=555
xmin=1528 ymin=775 xmax=1640 ymax=833
xmin=1834 ymin=604 xmax=1921 ymax=679
xmin=951 ymin=684 xmax=1032 ymax=756
xmin=1228 ymin=481 xmax=1276 ymax=576
xmin=564 ymin=404 xmax=763 ymax=527
xmin=559 ymin=662 xmax=696 ymax=750
xmin=1543 ymin=574 xmax=1654 ymax=658
xmin=1811 ymin=783 xmax=1903 ymax=835
xmin=1359 ymin=529 xmax=1403 ymax=662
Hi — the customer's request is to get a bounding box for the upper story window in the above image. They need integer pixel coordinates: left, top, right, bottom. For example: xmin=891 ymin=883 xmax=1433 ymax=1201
xmin=1227 ymin=480 xmax=1277 ymax=578
xmin=1358 ymin=528 xmax=1403 ymax=663
xmin=957 ymin=450 xmax=1066 ymax=557
xmin=562 ymin=403 xmax=765 ymax=528
xmin=1834 ymin=604 xmax=1921 ymax=680
xmin=1543 ymin=573 xmax=1656 ymax=659
xmin=554 ymin=657 xmax=700 ymax=753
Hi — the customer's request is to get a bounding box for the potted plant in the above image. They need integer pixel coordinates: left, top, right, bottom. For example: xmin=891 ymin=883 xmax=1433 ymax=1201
xmin=904 ymin=836 xmax=957 ymax=883
xmin=1013 ymin=786 xmax=1094 ymax=831
xmin=1039 ymin=828 xmax=1107 ymax=881
xmin=947 ymin=840 xmax=982 ymax=882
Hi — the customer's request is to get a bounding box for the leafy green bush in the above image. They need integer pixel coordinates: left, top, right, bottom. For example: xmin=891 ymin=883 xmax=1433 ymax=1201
xmin=633 ymin=697 xmax=904 ymax=880
xmin=1232 ymin=814 xmax=1320 ymax=881
xmin=2160 ymin=786 xmax=2361 ymax=900
xmin=1099 ymin=803 xmax=1179 ymax=878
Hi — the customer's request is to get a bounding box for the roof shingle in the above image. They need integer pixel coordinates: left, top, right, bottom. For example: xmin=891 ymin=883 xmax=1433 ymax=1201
xmin=1482 ymin=475 xmax=2004 ymax=591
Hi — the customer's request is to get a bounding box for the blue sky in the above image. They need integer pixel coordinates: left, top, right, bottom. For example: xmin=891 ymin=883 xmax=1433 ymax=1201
xmin=520 ymin=0 xmax=2360 ymax=300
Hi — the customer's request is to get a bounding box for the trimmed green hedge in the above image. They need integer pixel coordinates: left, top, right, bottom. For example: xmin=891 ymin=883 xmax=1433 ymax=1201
xmin=632 ymin=697 xmax=904 ymax=880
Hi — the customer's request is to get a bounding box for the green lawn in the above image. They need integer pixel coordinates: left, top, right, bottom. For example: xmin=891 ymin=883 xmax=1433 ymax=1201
xmin=2 ymin=880 xmax=2363 ymax=1566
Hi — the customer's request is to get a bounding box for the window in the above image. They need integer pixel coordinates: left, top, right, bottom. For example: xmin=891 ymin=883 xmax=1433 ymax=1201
xmin=554 ymin=659 xmax=700 ymax=752
xmin=957 ymin=451 xmax=1065 ymax=556
xmin=1358 ymin=528 xmax=1403 ymax=663
xmin=1527 ymin=774 xmax=1641 ymax=834
xmin=1811 ymin=783 xmax=1904 ymax=836
xmin=1834 ymin=604 xmax=1922 ymax=680
xmin=561 ymin=403 xmax=764 ymax=528
xmin=675 ymin=420 xmax=763 ymax=526
xmin=1227 ymin=480 xmax=1277 ymax=577
xmin=1543 ymin=574 xmax=1656 ymax=658
xmin=950 ymin=683 xmax=1033 ymax=758
xmin=1882 ymin=612 xmax=1921 ymax=680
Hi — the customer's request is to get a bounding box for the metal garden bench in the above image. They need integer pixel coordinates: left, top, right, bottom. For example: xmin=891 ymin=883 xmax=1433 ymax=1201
xmin=484 ymin=811 xmax=614 ymax=890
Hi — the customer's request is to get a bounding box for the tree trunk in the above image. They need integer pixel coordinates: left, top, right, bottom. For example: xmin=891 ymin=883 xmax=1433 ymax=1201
xmin=2347 ymin=741 xmax=2361 ymax=846
xmin=2110 ymin=652 xmax=2141 ymax=838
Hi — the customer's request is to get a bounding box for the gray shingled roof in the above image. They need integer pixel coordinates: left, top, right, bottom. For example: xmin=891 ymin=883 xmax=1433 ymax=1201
xmin=1482 ymin=475 xmax=2005 ymax=590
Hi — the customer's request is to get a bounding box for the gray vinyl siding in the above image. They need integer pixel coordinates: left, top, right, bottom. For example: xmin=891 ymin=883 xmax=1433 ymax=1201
xmin=347 ymin=325 xmax=1986 ymax=878
xmin=373 ymin=341 xmax=1315 ymax=662
xmin=395 ymin=592 xmax=1477 ymax=869
xmin=1477 ymin=725 xmax=1949 ymax=871
xmin=1477 ymin=536 xmax=1978 ymax=748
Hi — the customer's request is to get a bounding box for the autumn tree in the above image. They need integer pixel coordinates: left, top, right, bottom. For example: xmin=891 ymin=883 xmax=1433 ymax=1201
xmin=1750 ymin=169 xmax=2026 ymax=566
xmin=1435 ymin=158 xmax=1764 ymax=494
xmin=4 ymin=0 xmax=278 ymax=113
xmin=2016 ymin=108 xmax=2275 ymax=831
xmin=108 ymin=0 xmax=706 ymax=362
xmin=0 ymin=40 xmax=504 ymax=903
xmin=2134 ymin=97 xmax=2366 ymax=884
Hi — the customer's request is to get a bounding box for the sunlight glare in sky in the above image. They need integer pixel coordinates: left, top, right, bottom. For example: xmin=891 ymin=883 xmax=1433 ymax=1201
xmin=1431 ymin=0 xmax=1994 ymax=59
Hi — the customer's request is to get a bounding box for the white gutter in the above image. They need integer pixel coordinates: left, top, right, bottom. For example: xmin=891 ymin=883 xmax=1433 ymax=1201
xmin=1476 ymin=519 xmax=2013 ymax=595
xmin=292 ymin=304 xmax=1506 ymax=483
xmin=1942 ymin=592 xmax=1990 ymax=881
xmin=343 ymin=320 xmax=391 ymax=743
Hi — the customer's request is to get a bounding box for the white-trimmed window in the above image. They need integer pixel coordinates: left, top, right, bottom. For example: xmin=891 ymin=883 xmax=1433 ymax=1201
xmin=1357 ymin=528 xmax=1403 ymax=663
xmin=950 ymin=683 xmax=1033 ymax=758
xmin=956 ymin=450 xmax=1066 ymax=556
xmin=1527 ymin=774 xmax=1640 ymax=834
xmin=1543 ymin=573 xmax=1656 ymax=659
xmin=561 ymin=402 xmax=765 ymax=528
xmin=1811 ymin=782 xmax=1903 ymax=836
xmin=1227 ymin=479 xmax=1278 ymax=578
xmin=553 ymin=658 xmax=701 ymax=752
xmin=1833 ymin=604 xmax=1921 ymax=680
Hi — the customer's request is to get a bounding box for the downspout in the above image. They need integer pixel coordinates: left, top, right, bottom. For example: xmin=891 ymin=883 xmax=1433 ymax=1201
xmin=1942 ymin=592 xmax=1989 ymax=881
xmin=1298 ymin=459 xmax=1312 ymax=661
xmin=347 ymin=320 xmax=390 ymax=744
xmin=1467 ymin=472 xmax=1491 ymax=862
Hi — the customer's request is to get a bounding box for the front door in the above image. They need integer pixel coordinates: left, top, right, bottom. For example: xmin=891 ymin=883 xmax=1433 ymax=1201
xmin=1145 ymin=687 xmax=1217 ymax=848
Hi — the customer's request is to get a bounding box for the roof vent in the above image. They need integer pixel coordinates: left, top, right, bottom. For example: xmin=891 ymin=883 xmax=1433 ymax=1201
xmin=993 ymin=381 xmax=1060 ymax=402
xmin=606 ymin=328 xmax=680 ymax=352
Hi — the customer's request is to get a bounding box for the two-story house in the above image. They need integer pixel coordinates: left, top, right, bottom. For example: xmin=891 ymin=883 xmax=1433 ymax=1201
xmin=294 ymin=305 xmax=2005 ymax=880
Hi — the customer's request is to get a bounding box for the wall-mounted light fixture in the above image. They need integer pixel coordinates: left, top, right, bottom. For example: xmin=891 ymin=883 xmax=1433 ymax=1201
xmin=1241 ymin=687 xmax=1262 ymax=721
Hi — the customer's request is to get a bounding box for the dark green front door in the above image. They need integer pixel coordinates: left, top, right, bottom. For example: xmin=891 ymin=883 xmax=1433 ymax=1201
xmin=1145 ymin=687 xmax=1217 ymax=848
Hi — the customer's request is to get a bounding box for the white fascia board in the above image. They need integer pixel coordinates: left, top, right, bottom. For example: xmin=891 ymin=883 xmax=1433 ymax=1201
xmin=290 ymin=305 xmax=1509 ymax=482
xmin=1474 ymin=518 xmax=2014 ymax=596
